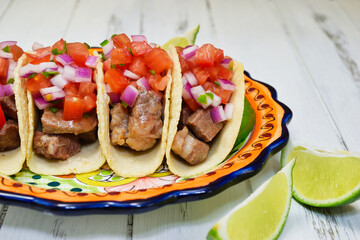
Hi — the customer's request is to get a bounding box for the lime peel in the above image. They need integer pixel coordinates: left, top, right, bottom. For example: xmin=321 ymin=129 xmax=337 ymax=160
xmin=162 ymin=25 xmax=200 ymax=50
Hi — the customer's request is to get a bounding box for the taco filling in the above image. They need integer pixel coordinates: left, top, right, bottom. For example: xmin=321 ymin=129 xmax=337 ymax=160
xmin=101 ymin=34 xmax=173 ymax=152
xmin=170 ymin=43 xmax=238 ymax=166
xmin=0 ymin=41 xmax=24 ymax=152
xmin=21 ymin=39 xmax=98 ymax=160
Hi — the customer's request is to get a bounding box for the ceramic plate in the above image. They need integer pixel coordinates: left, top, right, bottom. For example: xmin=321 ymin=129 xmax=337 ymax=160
xmin=0 ymin=72 xmax=292 ymax=215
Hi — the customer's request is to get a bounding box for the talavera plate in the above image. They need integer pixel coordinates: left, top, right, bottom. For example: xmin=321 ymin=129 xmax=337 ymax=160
xmin=0 ymin=72 xmax=292 ymax=215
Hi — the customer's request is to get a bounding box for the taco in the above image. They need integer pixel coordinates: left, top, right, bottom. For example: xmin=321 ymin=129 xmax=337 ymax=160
xmin=0 ymin=41 xmax=27 ymax=175
xmin=166 ymin=44 xmax=245 ymax=177
xmin=17 ymin=39 xmax=105 ymax=175
xmin=97 ymin=34 xmax=173 ymax=177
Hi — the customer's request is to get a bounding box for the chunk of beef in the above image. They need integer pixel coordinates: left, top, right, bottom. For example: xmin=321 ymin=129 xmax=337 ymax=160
xmin=187 ymin=109 xmax=224 ymax=142
xmin=0 ymin=119 xmax=20 ymax=151
xmin=0 ymin=95 xmax=17 ymax=120
xmin=78 ymin=128 xmax=97 ymax=144
xmin=126 ymin=89 xmax=163 ymax=151
xmin=171 ymin=127 xmax=209 ymax=165
xmin=178 ymin=104 xmax=192 ymax=129
xmin=33 ymin=131 xmax=81 ymax=160
xmin=41 ymin=109 xmax=98 ymax=135
xmin=110 ymin=103 xmax=129 ymax=146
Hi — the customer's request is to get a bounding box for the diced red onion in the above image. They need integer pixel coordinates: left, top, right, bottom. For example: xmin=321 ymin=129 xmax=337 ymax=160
xmin=34 ymin=97 xmax=52 ymax=110
xmin=190 ymin=85 xmax=205 ymax=101
xmin=40 ymin=86 xmax=62 ymax=95
xmin=19 ymin=64 xmax=40 ymax=78
xmin=182 ymin=76 xmax=188 ymax=86
xmin=0 ymin=41 xmax=17 ymax=49
xmin=40 ymin=86 xmax=65 ymax=102
xmin=0 ymin=85 xmax=3 ymax=97
xmin=85 ymin=56 xmax=97 ymax=68
xmin=56 ymin=54 xmax=74 ymax=66
xmin=136 ymin=77 xmax=150 ymax=91
xmin=218 ymin=78 xmax=236 ymax=91
xmin=2 ymin=84 xmax=14 ymax=96
xmin=198 ymin=93 xmax=213 ymax=109
xmin=38 ymin=62 xmax=58 ymax=72
xmin=50 ymin=74 xmax=68 ymax=89
xmin=149 ymin=43 xmax=157 ymax=48
xmin=181 ymin=45 xmax=199 ymax=60
xmin=224 ymin=103 xmax=234 ymax=119
xmin=184 ymin=72 xmax=198 ymax=86
xmin=75 ymin=67 xmax=92 ymax=83
xmin=182 ymin=83 xmax=193 ymax=100
xmin=102 ymin=39 xmax=114 ymax=56
xmin=7 ymin=62 xmax=17 ymax=81
xmin=32 ymin=42 xmax=44 ymax=51
xmin=211 ymin=93 xmax=221 ymax=107
xmin=62 ymin=66 xmax=77 ymax=82
xmin=220 ymin=58 xmax=232 ymax=69
xmin=124 ymin=69 xmax=140 ymax=80
xmin=57 ymin=66 xmax=64 ymax=74
xmin=120 ymin=85 xmax=138 ymax=107
xmin=0 ymin=50 xmax=13 ymax=59
xmin=105 ymin=84 xmax=112 ymax=93
xmin=210 ymin=106 xmax=226 ymax=123
xmin=108 ymin=92 xmax=121 ymax=104
xmin=0 ymin=41 xmax=16 ymax=59
xmin=131 ymin=35 xmax=148 ymax=42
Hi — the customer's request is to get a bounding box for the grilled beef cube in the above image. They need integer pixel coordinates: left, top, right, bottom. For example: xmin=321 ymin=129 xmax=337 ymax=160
xmin=171 ymin=127 xmax=209 ymax=165
xmin=0 ymin=119 xmax=20 ymax=151
xmin=110 ymin=103 xmax=129 ymax=146
xmin=33 ymin=131 xmax=81 ymax=160
xmin=187 ymin=109 xmax=224 ymax=142
xmin=179 ymin=104 xmax=192 ymax=129
xmin=126 ymin=89 xmax=163 ymax=151
xmin=0 ymin=95 xmax=17 ymax=120
xmin=78 ymin=128 xmax=97 ymax=144
xmin=41 ymin=109 xmax=98 ymax=135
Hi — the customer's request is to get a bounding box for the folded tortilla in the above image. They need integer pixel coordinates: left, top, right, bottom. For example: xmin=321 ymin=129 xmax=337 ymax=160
xmin=166 ymin=45 xmax=245 ymax=177
xmin=18 ymin=53 xmax=106 ymax=175
xmin=97 ymin=60 xmax=172 ymax=178
xmin=0 ymin=56 xmax=29 ymax=175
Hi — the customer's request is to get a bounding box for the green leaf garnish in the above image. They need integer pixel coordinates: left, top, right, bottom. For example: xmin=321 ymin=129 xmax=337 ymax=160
xmin=83 ymin=113 xmax=90 ymax=118
xmin=111 ymin=64 xmax=117 ymax=69
xmin=150 ymin=70 xmax=155 ymax=75
xmin=100 ymin=39 xmax=109 ymax=47
xmin=41 ymin=71 xmax=59 ymax=78
xmin=7 ymin=78 xmax=14 ymax=84
xmin=63 ymin=41 xmax=67 ymax=53
xmin=214 ymin=81 xmax=220 ymax=87
xmin=2 ymin=46 xmax=10 ymax=53
xmin=128 ymin=47 xmax=133 ymax=56
xmin=118 ymin=64 xmax=125 ymax=67
xmin=121 ymin=101 xmax=128 ymax=108
xmin=206 ymin=92 xmax=214 ymax=100
xmin=51 ymin=48 xmax=61 ymax=55
xmin=111 ymin=34 xmax=117 ymax=38
xmin=197 ymin=94 xmax=207 ymax=104
xmin=100 ymin=52 xmax=106 ymax=61
xmin=84 ymin=42 xmax=90 ymax=49
xmin=49 ymin=107 xmax=58 ymax=113
xmin=51 ymin=99 xmax=64 ymax=105
xmin=28 ymin=73 xmax=37 ymax=79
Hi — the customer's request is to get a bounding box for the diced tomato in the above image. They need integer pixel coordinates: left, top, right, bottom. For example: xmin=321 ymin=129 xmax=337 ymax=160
xmin=0 ymin=57 xmax=9 ymax=84
xmin=144 ymin=48 xmax=173 ymax=74
xmin=111 ymin=48 xmax=133 ymax=65
xmin=78 ymin=82 xmax=96 ymax=96
xmin=203 ymin=81 xmax=232 ymax=104
xmin=83 ymin=93 xmax=97 ymax=113
xmin=195 ymin=44 xmax=224 ymax=67
xmin=147 ymin=73 xmax=161 ymax=91
xmin=64 ymin=82 xmax=79 ymax=96
xmin=30 ymin=53 xmax=51 ymax=65
xmin=63 ymin=95 xmax=84 ymax=120
xmin=104 ymin=69 xmax=129 ymax=94
xmin=67 ymin=42 xmax=89 ymax=67
xmin=176 ymin=47 xmax=195 ymax=73
xmin=103 ymin=59 xmax=111 ymax=72
xmin=52 ymin=39 xmax=66 ymax=52
xmin=208 ymin=64 xmax=233 ymax=81
xmin=25 ymin=47 xmax=52 ymax=62
xmin=9 ymin=45 xmax=24 ymax=62
xmin=127 ymin=41 xmax=152 ymax=57
xmin=192 ymin=66 xmax=210 ymax=85
xmin=155 ymin=75 xmax=170 ymax=91
xmin=129 ymin=56 xmax=148 ymax=77
xmin=112 ymin=33 xmax=131 ymax=49
xmin=25 ymin=73 xmax=52 ymax=93
xmin=183 ymin=98 xmax=199 ymax=112
xmin=0 ymin=105 xmax=5 ymax=130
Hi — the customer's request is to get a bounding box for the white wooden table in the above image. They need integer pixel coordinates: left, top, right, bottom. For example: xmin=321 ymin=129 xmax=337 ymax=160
xmin=1 ymin=0 xmax=359 ymax=239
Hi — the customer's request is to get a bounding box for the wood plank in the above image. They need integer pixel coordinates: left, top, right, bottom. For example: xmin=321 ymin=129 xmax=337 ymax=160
xmin=337 ymin=0 xmax=360 ymax=33
xmin=0 ymin=0 xmax=11 ymax=22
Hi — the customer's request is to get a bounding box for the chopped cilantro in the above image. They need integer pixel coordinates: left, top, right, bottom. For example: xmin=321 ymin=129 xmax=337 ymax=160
xmin=111 ymin=34 xmax=117 ymax=38
xmin=51 ymin=99 xmax=64 ymax=105
xmin=197 ymin=94 xmax=207 ymax=104
xmin=49 ymin=107 xmax=58 ymax=113
xmin=28 ymin=73 xmax=37 ymax=78
xmin=214 ymin=81 xmax=220 ymax=87
xmin=118 ymin=64 xmax=125 ymax=67
xmin=84 ymin=42 xmax=90 ymax=49
xmin=7 ymin=78 xmax=14 ymax=84
xmin=128 ymin=47 xmax=133 ymax=56
xmin=51 ymin=48 xmax=61 ymax=55
xmin=100 ymin=39 xmax=109 ymax=47
xmin=63 ymin=41 xmax=67 ymax=53
xmin=149 ymin=70 xmax=155 ymax=75
xmin=111 ymin=64 xmax=117 ymax=69
xmin=206 ymin=92 xmax=214 ymax=100
xmin=100 ymin=52 xmax=106 ymax=61
xmin=2 ymin=46 xmax=10 ymax=53
xmin=49 ymin=60 xmax=54 ymax=62
xmin=121 ymin=101 xmax=128 ymax=108
xmin=83 ymin=113 xmax=90 ymax=118
xmin=41 ymin=71 xmax=59 ymax=78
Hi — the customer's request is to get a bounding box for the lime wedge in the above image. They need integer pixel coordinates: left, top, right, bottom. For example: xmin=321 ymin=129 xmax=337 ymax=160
xmin=162 ymin=25 xmax=200 ymax=50
xmin=207 ymin=161 xmax=294 ymax=240
xmin=281 ymin=141 xmax=360 ymax=207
